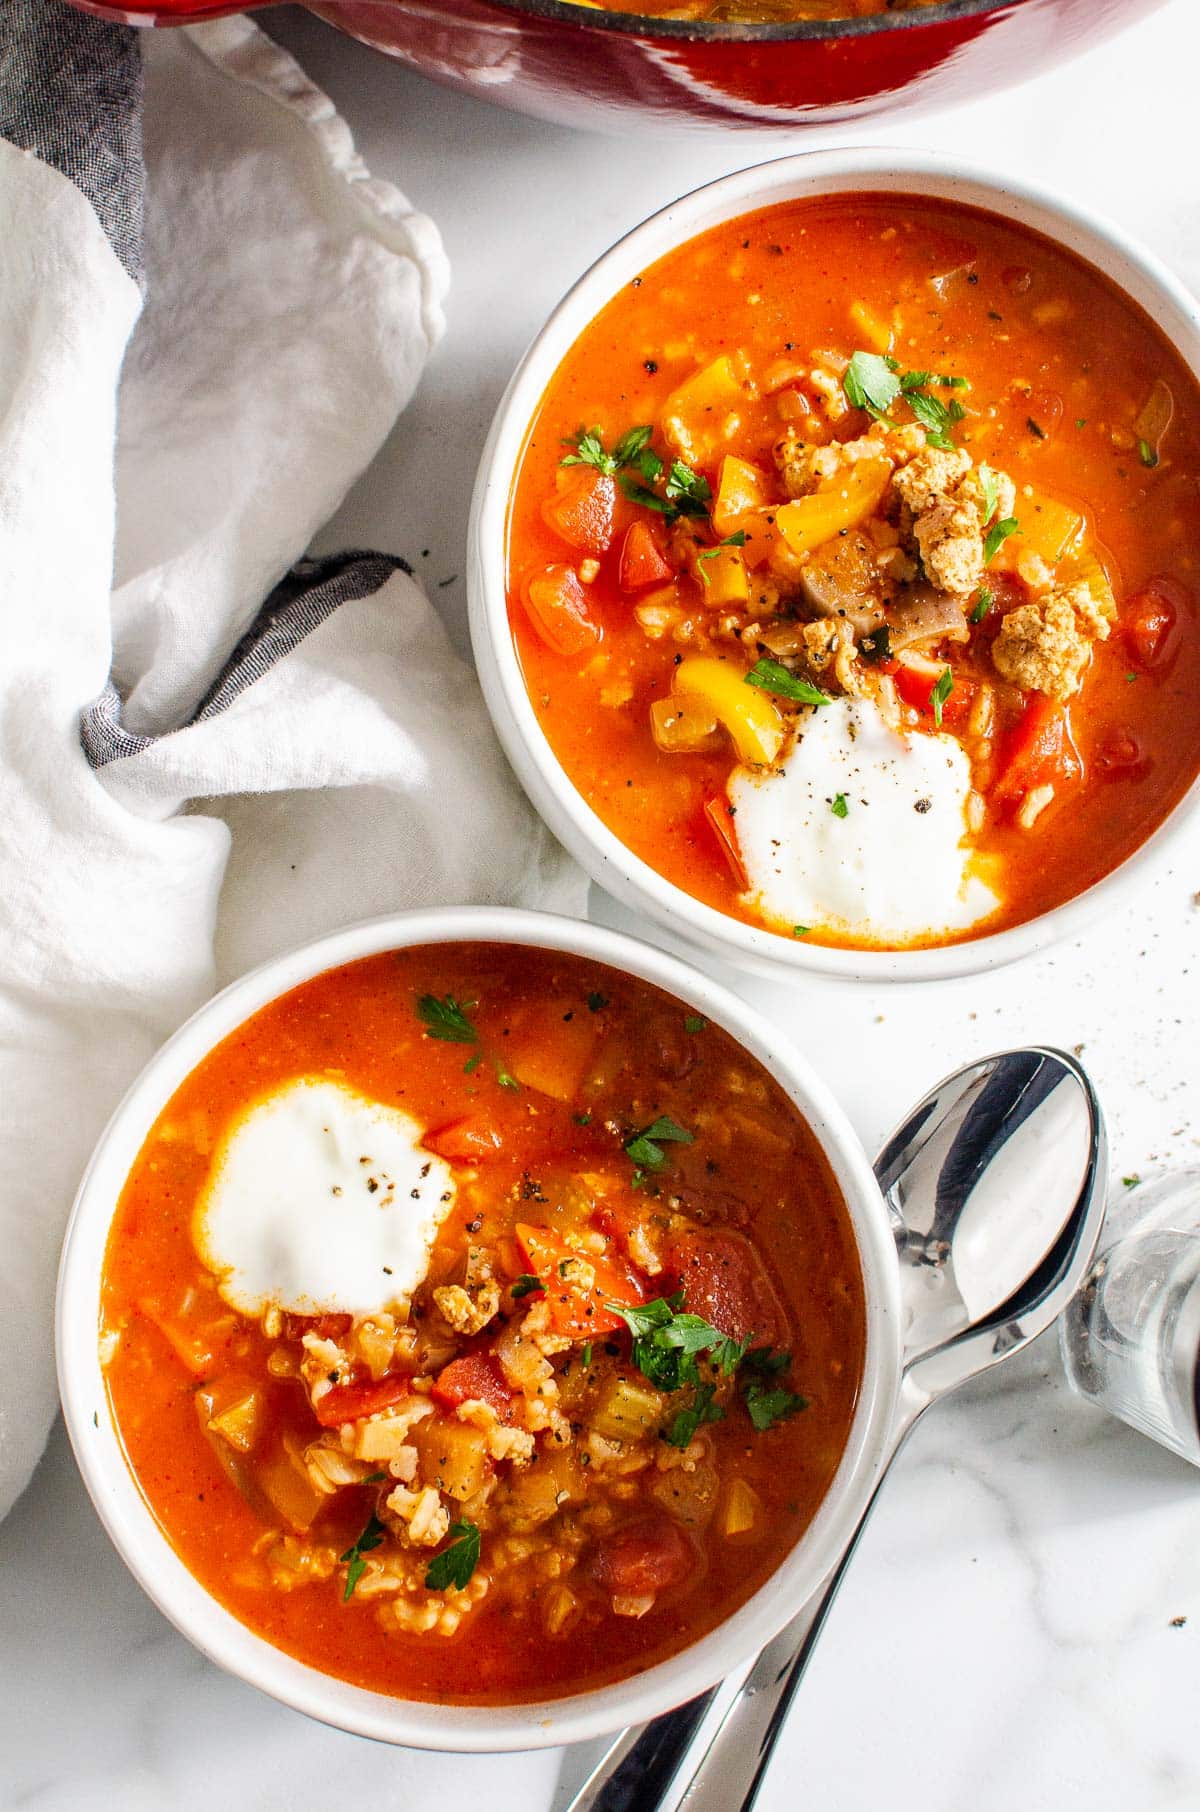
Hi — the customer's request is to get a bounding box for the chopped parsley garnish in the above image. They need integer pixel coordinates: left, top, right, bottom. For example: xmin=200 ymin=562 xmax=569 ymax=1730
xmin=1123 ymin=1174 xmax=1141 ymax=1189
xmin=463 ymin=1052 xmax=482 ymax=1075
xmin=930 ymin=667 xmax=954 ymax=728
xmin=793 ymin=925 xmax=809 ymax=937
xmin=624 ymin=1114 xmax=693 ymax=1175
xmin=341 ymin=1511 xmax=386 ymax=1602
xmin=417 ymin=993 xmax=479 ymax=1045
xmin=978 ymin=465 xmax=1001 ymax=526
xmin=1138 ymin=438 xmax=1159 ymax=469
xmin=665 ymin=459 xmax=712 ymax=517
xmin=983 ymin=516 xmax=1020 ymax=565
xmin=830 ymin=793 xmax=849 ymax=819
xmin=511 ymin=1274 xmax=542 ymax=1299
xmin=970 ymin=587 xmax=994 ymax=625
xmin=663 ymin=1383 xmax=725 ymax=1449
xmin=843 ymin=350 xmax=901 ymax=417
xmin=684 ymin=1015 xmax=707 ymax=1034
xmin=572 ymin=1111 xmax=593 ymax=1126
xmin=744 ymin=1382 xmax=808 ymax=1432
xmin=424 ymin=1520 xmax=481 ymax=1593
xmin=619 ymin=452 xmax=710 ymax=524
xmin=606 ymin=1295 xmax=749 ymax=1393
xmin=495 ymin=1063 xmax=521 ymax=1091
xmin=860 ymin=625 xmax=893 ymax=665
xmin=745 ymin=658 xmax=830 ymax=707
xmin=844 ymin=353 xmax=968 ymax=445
xmin=560 ymin=423 xmax=653 ymax=477
xmin=1027 ymin=416 xmax=1046 ymax=440
xmin=587 ymin=991 xmax=609 ymax=1013
xmin=741 ymin=1348 xmax=807 ymax=1431
xmin=581 ymin=1342 xmax=593 ymax=1368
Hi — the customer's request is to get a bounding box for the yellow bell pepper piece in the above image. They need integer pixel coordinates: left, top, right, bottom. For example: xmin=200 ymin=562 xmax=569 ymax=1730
xmin=712 ymin=454 xmax=769 ymax=536
xmin=774 ymin=457 xmax=892 ymax=557
xmin=1015 ymin=491 xmax=1085 ymax=564
xmin=719 ymin=1477 xmax=763 ymax=1538
xmin=661 ymin=356 xmax=746 ymax=467
xmin=673 ymin=657 xmax=783 ymax=766
xmin=849 ymin=299 xmax=894 ymax=355
xmin=697 ymin=546 xmax=750 ymax=605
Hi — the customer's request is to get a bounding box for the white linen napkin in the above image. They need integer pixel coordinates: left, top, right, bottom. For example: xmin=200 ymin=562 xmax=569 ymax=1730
xmin=0 ymin=4 xmax=583 ymax=1522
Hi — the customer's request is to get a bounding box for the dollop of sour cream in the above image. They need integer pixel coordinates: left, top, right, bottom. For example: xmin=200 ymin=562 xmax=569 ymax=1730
xmin=193 ymin=1079 xmax=455 ymax=1318
xmin=728 ymin=697 xmax=1000 ymax=945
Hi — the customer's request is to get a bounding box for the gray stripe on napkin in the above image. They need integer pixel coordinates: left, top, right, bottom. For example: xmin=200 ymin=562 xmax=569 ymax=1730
xmin=0 ymin=0 xmax=144 ymax=285
xmin=81 ymin=551 xmax=412 ymax=768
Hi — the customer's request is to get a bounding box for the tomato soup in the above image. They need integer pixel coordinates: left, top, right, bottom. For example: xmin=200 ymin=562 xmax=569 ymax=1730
xmin=101 ymin=944 xmax=865 ymax=1704
xmin=505 ymin=196 xmax=1200 ymax=951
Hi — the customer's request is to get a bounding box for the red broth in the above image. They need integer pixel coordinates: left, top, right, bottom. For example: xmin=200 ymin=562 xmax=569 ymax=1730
xmin=101 ymin=944 xmax=865 ymax=1703
xmin=506 ymin=196 xmax=1200 ymax=950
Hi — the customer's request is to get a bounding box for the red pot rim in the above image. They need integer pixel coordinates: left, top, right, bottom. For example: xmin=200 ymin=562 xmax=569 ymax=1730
xmin=462 ymin=0 xmax=1015 ymax=43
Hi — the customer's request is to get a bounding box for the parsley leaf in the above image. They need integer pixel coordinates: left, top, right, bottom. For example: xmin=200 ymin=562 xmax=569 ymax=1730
xmin=684 ymin=1015 xmax=707 ymax=1034
xmin=607 ymin=1294 xmax=750 ymax=1394
xmin=745 ymin=658 xmax=830 ymax=707
xmin=511 ymin=1274 xmax=542 ymax=1299
xmin=843 ymin=350 xmax=901 ymax=417
xmin=417 ymin=993 xmax=479 ymax=1045
xmin=561 ymin=424 xmax=654 ymax=478
xmin=1138 ymin=438 xmax=1159 ymax=469
xmin=663 ymin=1383 xmax=725 ymax=1449
xmin=983 ymin=516 xmax=1020 ymax=564
xmin=1123 ymin=1174 xmax=1141 ymax=1189
xmin=495 ymin=1063 xmax=521 ymax=1092
xmin=830 ymin=793 xmax=849 ymax=819
xmin=744 ymin=1383 xmax=808 ymax=1432
xmin=587 ymin=991 xmax=609 ymax=1013
xmin=930 ymin=667 xmax=954 ymax=728
xmin=740 ymin=1348 xmax=806 ymax=1429
xmin=613 ymin=425 xmax=655 ymax=468
xmin=793 ymin=925 xmax=809 ymax=937
xmin=696 ymin=531 xmax=747 ymax=585
xmin=978 ymin=465 xmax=1000 ymax=527
xmin=424 ymin=1520 xmax=481 ymax=1593
xmin=618 ymin=473 xmax=672 ymax=515
xmin=664 ymin=459 xmax=712 ymax=519
xmin=624 ymin=1114 xmax=693 ymax=1174
xmin=970 ymin=587 xmax=993 ymax=625
xmin=341 ymin=1511 xmax=386 ymax=1602
xmin=581 ymin=1342 xmax=593 ymax=1368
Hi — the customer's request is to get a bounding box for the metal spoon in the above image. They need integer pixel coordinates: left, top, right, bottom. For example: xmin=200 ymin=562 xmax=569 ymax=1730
xmin=559 ymin=1046 xmax=1107 ymax=1812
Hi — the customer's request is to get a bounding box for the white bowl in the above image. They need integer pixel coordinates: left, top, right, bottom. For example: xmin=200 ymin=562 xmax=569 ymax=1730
xmin=56 ymin=905 xmax=902 ymax=1751
xmin=468 ymin=148 xmax=1200 ymax=983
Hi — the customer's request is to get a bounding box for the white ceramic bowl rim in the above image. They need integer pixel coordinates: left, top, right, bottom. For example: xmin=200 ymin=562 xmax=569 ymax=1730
xmin=468 ymin=147 xmax=1200 ymax=984
xmin=56 ymin=905 xmax=902 ymax=1752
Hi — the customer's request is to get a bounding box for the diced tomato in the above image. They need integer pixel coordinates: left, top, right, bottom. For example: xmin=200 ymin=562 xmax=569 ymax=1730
xmin=591 ymin=1515 xmax=693 ymax=1598
xmin=662 ymin=1230 xmax=787 ymax=1349
xmin=703 ymin=794 xmax=748 ymax=891
xmin=522 ymin=564 xmax=601 ymax=658
xmin=432 ymin=1354 xmax=516 ymax=1422
xmin=894 ymin=659 xmax=976 ymax=732
xmin=542 ymin=468 xmax=616 ymax=556
xmin=423 ymin=1118 xmax=504 ymax=1163
xmin=1123 ymin=577 xmax=1184 ymax=672
xmin=516 ymin=1223 xmax=645 ymax=1339
xmin=991 ymin=694 xmax=1082 ymax=804
xmin=313 ymin=1373 xmax=410 ymax=1428
xmin=618 ymin=520 xmax=674 ymax=592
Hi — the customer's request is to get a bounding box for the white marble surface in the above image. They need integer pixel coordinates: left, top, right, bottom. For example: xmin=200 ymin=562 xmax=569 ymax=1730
xmin=5 ymin=2 xmax=1200 ymax=1806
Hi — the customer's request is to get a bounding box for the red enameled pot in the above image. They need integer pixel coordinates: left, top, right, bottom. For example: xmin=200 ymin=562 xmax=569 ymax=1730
xmin=64 ymin=0 xmax=1167 ymax=134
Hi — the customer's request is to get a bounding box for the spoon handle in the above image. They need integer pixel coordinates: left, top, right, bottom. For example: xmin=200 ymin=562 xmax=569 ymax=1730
xmin=564 ymin=1387 xmax=927 ymax=1812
